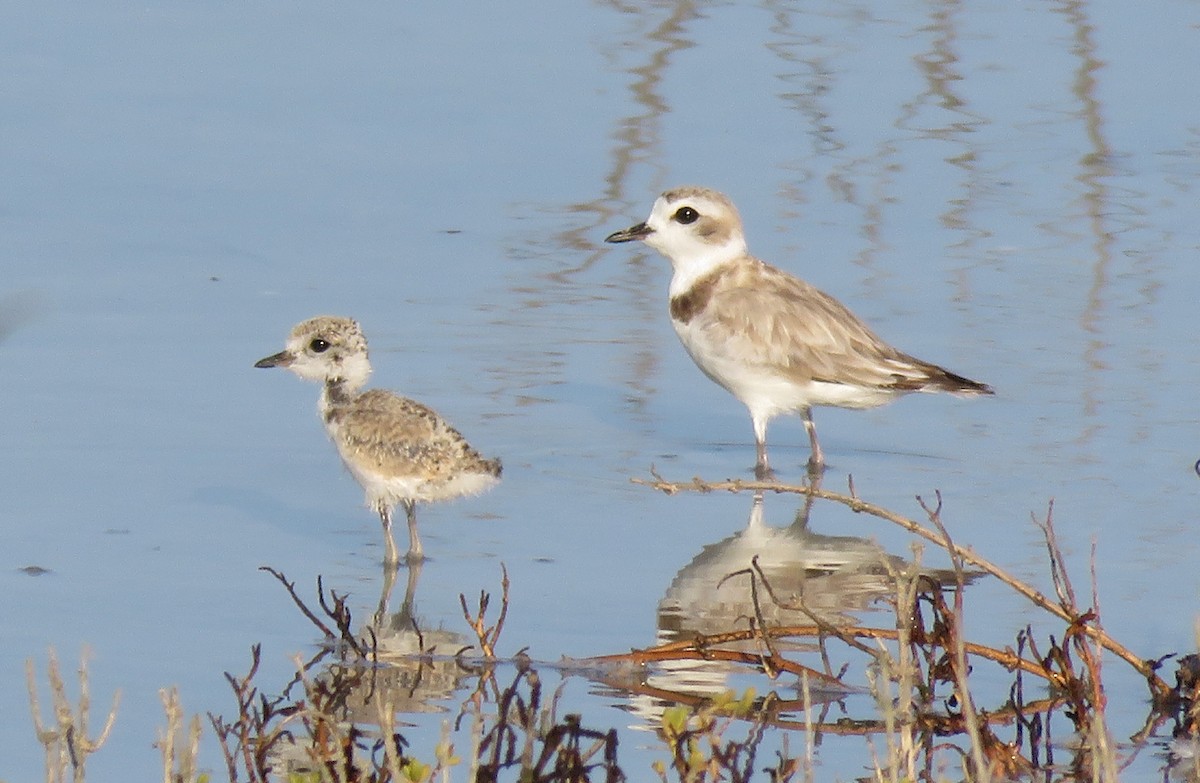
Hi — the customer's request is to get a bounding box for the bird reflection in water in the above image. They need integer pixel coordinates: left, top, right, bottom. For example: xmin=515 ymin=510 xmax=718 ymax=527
xmin=270 ymin=561 xmax=468 ymax=778
xmin=658 ymin=491 xmax=914 ymax=639
xmin=354 ymin=561 xmax=468 ymax=713
xmin=631 ymin=488 xmax=965 ymax=713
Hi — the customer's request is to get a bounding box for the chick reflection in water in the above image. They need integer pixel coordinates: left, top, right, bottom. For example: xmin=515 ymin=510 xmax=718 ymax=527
xmin=271 ymin=562 xmax=467 ymax=778
xmin=364 ymin=560 xmax=467 ymax=701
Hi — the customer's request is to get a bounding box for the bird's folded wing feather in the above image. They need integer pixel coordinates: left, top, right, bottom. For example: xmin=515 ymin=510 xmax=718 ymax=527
xmin=693 ymin=263 xmax=929 ymax=389
xmin=331 ymin=390 xmax=481 ymax=477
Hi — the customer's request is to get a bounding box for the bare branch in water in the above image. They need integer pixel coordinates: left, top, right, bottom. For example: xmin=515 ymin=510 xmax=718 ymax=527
xmin=460 ymin=563 xmax=511 ymax=659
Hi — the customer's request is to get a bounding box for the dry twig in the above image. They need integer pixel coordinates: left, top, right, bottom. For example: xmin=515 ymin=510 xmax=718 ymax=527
xmin=459 ymin=563 xmax=511 ymax=659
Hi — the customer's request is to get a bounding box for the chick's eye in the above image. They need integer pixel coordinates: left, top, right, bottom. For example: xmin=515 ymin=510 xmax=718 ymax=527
xmin=674 ymin=206 xmax=699 ymax=225
xmin=309 ymin=338 xmax=330 ymax=353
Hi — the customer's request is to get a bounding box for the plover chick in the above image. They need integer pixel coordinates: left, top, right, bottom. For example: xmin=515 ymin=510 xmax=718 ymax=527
xmin=606 ymin=186 xmax=993 ymax=477
xmin=255 ymin=316 xmax=501 ymax=565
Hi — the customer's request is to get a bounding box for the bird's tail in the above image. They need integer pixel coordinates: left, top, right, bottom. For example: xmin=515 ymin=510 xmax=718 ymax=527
xmin=923 ymin=365 xmax=994 ymax=396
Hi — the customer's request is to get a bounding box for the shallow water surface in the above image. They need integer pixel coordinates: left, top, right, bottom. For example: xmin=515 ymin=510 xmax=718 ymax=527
xmin=2 ymin=1 xmax=1198 ymax=780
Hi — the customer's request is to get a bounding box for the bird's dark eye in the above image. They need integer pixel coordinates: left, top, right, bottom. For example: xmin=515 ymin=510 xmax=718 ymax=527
xmin=310 ymin=338 xmax=330 ymax=353
xmin=674 ymin=206 xmax=699 ymax=225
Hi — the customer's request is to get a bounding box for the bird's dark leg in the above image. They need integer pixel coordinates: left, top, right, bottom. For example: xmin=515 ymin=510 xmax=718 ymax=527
xmin=403 ymin=500 xmax=424 ymax=564
xmin=752 ymin=415 xmax=776 ymax=480
xmin=802 ymin=407 xmax=825 ymax=474
xmin=379 ymin=505 xmax=401 ymax=568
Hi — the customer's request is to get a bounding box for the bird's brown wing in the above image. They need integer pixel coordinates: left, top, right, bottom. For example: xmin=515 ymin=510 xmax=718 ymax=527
xmin=329 ymin=390 xmax=498 ymax=479
xmin=687 ymin=260 xmax=931 ymax=390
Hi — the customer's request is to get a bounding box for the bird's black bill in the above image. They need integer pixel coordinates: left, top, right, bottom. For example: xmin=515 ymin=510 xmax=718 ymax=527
xmin=604 ymin=222 xmax=653 ymax=243
xmin=254 ymin=351 xmax=292 ymax=368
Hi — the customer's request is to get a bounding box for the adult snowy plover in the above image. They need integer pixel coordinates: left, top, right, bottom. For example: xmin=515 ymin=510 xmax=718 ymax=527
xmin=255 ymin=316 xmax=501 ymax=564
xmin=606 ymin=186 xmax=992 ymax=477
